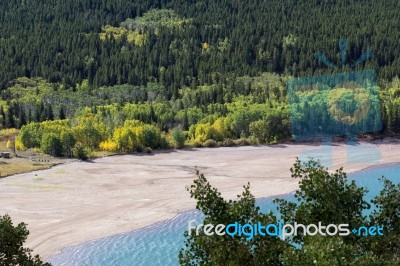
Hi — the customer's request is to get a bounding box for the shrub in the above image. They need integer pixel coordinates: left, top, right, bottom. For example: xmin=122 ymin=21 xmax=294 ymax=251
xmin=6 ymin=140 xmax=12 ymax=150
xmin=17 ymin=123 xmax=43 ymax=149
xmin=248 ymin=136 xmax=258 ymax=145
xmin=234 ymin=138 xmax=251 ymax=146
xmin=143 ymin=147 xmax=152 ymax=153
xmin=15 ymin=138 xmax=26 ymax=151
xmin=41 ymin=133 xmax=62 ymax=156
xmin=72 ymin=142 xmax=90 ymax=160
xmin=113 ymin=127 xmax=139 ymax=152
xmin=192 ymin=140 xmax=203 ymax=147
xmin=60 ymin=130 xmax=76 ymax=157
xmin=203 ymin=139 xmax=218 ymax=147
xmin=171 ymin=127 xmax=186 ymax=149
xmin=249 ymin=120 xmax=268 ymax=143
xmin=159 ymin=134 xmax=171 ymax=149
xmin=141 ymin=124 xmax=163 ymax=149
xmin=99 ymin=140 xmax=118 ymax=152
xmin=221 ymin=138 xmax=236 ymax=147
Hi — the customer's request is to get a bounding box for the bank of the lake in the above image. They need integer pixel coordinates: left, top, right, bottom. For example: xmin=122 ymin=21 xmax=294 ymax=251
xmin=0 ymin=141 xmax=399 ymax=260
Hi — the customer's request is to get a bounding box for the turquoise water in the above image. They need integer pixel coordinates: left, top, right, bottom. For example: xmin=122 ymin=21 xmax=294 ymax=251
xmin=48 ymin=163 xmax=400 ymax=266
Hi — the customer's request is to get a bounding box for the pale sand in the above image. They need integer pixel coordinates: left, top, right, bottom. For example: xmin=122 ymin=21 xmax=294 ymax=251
xmin=0 ymin=141 xmax=399 ymax=259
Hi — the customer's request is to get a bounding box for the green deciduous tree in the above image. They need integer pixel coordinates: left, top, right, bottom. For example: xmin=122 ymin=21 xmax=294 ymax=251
xmin=171 ymin=127 xmax=186 ymax=149
xmin=17 ymin=123 xmax=43 ymax=149
xmin=181 ymin=160 xmax=400 ymax=265
xmin=275 ymin=159 xmax=369 ymax=245
xmin=60 ymin=130 xmax=76 ymax=157
xmin=72 ymin=142 xmax=90 ymax=160
xmin=179 ymin=171 xmax=288 ymax=266
xmin=249 ymin=120 xmax=268 ymax=143
xmin=41 ymin=133 xmax=62 ymax=157
xmin=0 ymin=214 xmax=50 ymax=266
xmin=367 ymin=178 xmax=400 ymax=259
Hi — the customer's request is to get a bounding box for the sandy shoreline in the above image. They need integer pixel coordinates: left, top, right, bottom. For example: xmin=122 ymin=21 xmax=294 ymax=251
xmin=0 ymin=141 xmax=399 ymax=260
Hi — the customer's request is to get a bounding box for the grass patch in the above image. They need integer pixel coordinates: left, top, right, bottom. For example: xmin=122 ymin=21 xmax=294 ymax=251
xmin=0 ymin=160 xmax=53 ymax=177
xmin=91 ymin=150 xmax=116 ymax=158
xmin=0 ymin=142 xmax=7 ymax=150
xmin=20 ymin=184 xmax=66 ymax=190
xmin=54 ymin=169 xmax=66 ymax=174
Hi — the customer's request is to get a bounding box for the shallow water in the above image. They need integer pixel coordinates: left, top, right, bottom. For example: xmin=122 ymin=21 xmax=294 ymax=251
xmin=48 ymin=163 xmax=400 ymax=266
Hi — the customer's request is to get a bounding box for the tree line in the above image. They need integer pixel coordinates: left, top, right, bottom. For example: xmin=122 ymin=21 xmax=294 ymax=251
xmin=5 ymin=72 xmax=400 ymax=159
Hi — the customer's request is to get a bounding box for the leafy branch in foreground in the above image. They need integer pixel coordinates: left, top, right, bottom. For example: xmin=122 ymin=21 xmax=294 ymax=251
xmin=0 ymin=214 xmax=51 ymax=266
xmin=180 ymin=160 xmax=400 ymax=265
xmin=179 ymin=170 xmax=288 ymax=266
xmin=275 ymin=159 xmax=369 ymax=245
xmin=366 ymin=177 xmax=400 ymax=259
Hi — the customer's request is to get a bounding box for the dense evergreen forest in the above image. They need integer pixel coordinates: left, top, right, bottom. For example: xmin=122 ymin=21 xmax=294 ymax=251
xmin=1 ymin=0 xmax=400 ymax=157
xmin=1 ymin=0 xmax=400 ymax=90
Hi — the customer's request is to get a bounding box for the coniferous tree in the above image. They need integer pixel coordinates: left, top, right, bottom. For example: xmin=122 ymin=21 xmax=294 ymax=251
xmin=17 ymin=109 xmax=26 ymax=129
xmin=59 ymin=106 xmax=66 ymax=120
xmin=6 ymin=106 xmax=15 ymax=128
xmin=0 ymin=106 xmax=6 ymax=128
xmin=47 ymin=105 xmax=54 ymax=121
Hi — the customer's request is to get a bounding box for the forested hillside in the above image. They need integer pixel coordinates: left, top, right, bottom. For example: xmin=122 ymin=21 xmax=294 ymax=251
xmin=1 ymin=0 xmax=400 ymax=90
xmin=1 ymin=0 xmax=400 ymax=157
